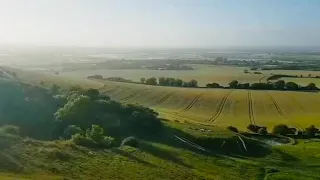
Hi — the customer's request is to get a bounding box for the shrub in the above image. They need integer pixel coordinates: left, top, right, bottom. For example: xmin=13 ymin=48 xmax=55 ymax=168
xmin=272 ymin=124 xmax=290 ymax=135
xmin=229 ymin=80 xmax=239 ymax=88
xmin=227 ymin=126 xmax=238 ymax=133
xmin=86 ymin=125 xmax=105 ymax=142
xmin=247 ymin=124 xmax=260 ymax=133
xmin=140 ymin=77 xmax=146 ymax=84
xmin=63 ymin=125 xmax=82 ymax=139
xmin=71 ymin=133 xmax=97 ymax=147
xmin=145 ymin=77 xmax=157 ymax=85
xmin=99 ymin=136 xmax=115 ymax=148
xmin=121 ymin=136 xmax=139 ymax=148
xmin=0 ymin=125 xmax=20 ymax=136
xmin=305 ymin=125 xmax=319 ymax=137
xmin=257 ymin=127 xmax=268 ymax=135
xmin=206 ymin=83 xmax=220 ymax=88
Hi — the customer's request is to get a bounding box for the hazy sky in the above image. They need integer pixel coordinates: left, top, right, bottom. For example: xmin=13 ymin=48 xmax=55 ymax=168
xmin=0 ymin=0 xmax=320 ymax=48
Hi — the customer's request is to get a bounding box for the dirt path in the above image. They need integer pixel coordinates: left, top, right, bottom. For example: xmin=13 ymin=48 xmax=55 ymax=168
xmin=209 ymin=90 xmax=233 ymax=121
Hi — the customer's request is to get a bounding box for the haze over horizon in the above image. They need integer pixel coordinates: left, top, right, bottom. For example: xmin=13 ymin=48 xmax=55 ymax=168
xmin=0 ymin=0 xmax=320 ymax=48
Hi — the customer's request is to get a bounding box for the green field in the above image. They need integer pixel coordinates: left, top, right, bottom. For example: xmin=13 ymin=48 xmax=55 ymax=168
xmin=60 ymin=65 xmax=265 ymax=86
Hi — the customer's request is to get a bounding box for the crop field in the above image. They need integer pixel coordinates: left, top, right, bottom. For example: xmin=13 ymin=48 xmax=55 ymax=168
xmin=8 ymin=67 xmax=320 ymax=132
xmin=59 ymin=65 xmax=265 ymax=86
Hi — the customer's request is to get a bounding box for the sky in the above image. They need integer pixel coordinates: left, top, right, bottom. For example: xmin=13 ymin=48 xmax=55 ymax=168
xmin=0 ymin=0 xmax=319 ymax=48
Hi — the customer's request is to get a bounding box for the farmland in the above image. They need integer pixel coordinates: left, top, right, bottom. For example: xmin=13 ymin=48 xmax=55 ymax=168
xmin=60 ymin=65 xmax=265 ymax=87
xmin=7 ymin=67 xmax=320 ymax=131
xmin=2 ymin=66 xmax=320 ymax=180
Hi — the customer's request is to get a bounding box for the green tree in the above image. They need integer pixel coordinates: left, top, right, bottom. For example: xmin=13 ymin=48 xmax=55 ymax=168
xmin=176 ymin=79 xmax=183 ymax=87
xmin=140 ymin=77 xmax=146 ymax=84
xmin=306 ymin=83 xmax=317 ymax=90
xmin=145 ymin=77 xmax=157 ymax=85
xmin=285 ymin=82 xmax=299 ymax=90
xmin=64 ymin=125 xmax=82 ymax=139
xmin=86 ymin=125 xmax=104 ymax=142
xmin=274 ymin=80 xmax=285 ymax=90
xmin=188 ymin=79 xmax=198 ymax=87
xmin=305 ymin=125 xmax=319 ymax=137
xmin=229 ymin=80 xmax=239 ymax=88
xmin=158 ymin=77 xmax=166 ymax=86
xmin=272 ymin=124 xmax=290 ymax=135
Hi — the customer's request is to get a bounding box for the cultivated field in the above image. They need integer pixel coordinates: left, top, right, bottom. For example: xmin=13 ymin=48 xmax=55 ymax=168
xmin=59 ymin=65 xmax=265 ymax=86
xmin=8 ymin=67 xmax=320 ymax=132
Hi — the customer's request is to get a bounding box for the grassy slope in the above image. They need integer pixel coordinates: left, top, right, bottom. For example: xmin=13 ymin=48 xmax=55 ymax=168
xmin=1 ymin=121 xmax=320 ymax=180
xmin=1 ymin=67 xmax=320 ymax=179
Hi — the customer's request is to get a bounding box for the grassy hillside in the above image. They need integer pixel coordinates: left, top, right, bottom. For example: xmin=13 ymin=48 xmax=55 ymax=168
xmin=1 ymin=67 xmax=320 ymax=180
xmin=1 ymin=121 xmax=320 ymax=180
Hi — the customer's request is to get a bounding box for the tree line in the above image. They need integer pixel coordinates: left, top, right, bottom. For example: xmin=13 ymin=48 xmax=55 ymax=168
xmin=140 ymin=77 xmax=198 ymax=87
xmin=228 ymin=124 xmax=320 ymax=138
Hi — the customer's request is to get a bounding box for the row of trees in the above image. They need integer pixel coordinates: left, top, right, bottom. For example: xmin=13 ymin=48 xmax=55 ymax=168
xmin=140 ymin=77 xmax=198 ymax=87
xmin=225 ymin=80 xmax=318 ymax=91
xmin=228 ymin=123 xmax=319 ymax=138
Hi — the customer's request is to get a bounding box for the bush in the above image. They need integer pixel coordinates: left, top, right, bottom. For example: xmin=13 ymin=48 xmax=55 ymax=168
xmin=272 ymin=124 xmax=290 ymax=135
xmin=229 ymin=80 xmax=239 ymax=88
xmin=145 ymin=77 xmax=157 ymax=85
xmin=63 ymin=125 xmax=82 ymax=139
xmin=247 ymin=124 xmax=260 ymax=133
xmin=71 ymin=133 xmax=97 ymax=147
xmin=0 ymin=125 xmax=20 ymax=136
xmin=257 ymin=127 xmax=268 ymax=135
xmin=305 ymin=125 xmax=319 ymax=137
xmin=227 ymin=126 xmax=238 ymax=133
xmin=71 ymin=125 xmax=115 ymax=148
xmin=206 ymin=83 xmax=220 ymax=88
xmin=86 ymin=125 xmax=105 ymax=142
xmin=121 ymin=136 xmax=139 ymax=148
xmin=99 ymin=136 xmax=115 ymax=148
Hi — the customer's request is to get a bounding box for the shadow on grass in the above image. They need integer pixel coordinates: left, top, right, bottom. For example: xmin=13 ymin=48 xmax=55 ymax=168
xmin=139 ymin=142 xmax=192 ymax=168
xmin=112 ymin=148 xmax=155 ymax=167
xmin=136 ymin=123 xmax=272 ymax=159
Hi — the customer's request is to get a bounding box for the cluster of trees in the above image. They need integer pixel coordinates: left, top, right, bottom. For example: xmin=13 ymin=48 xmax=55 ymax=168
xmin=244 ymin=123 xmax=320 ymax=138
xmin=272 ymin=124 xmax=319 ymax=138
xmin=228 ymin=123 xmax=320 ymax=139
xmin=226 ymin=80 xmax=318 ymax=91
xmin=0 ymin=79 xmax=163 ymax=148
xmin=141 ymin=77 xmax=198 ymax=87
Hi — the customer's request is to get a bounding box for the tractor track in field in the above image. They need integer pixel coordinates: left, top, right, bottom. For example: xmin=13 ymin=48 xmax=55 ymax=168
xmin=120 ymin=90 xmax=147 ymax=102
xmin=105 ymin=86 xmax=120 ymax=94
xmin=268 ymin=93 xmax=301 ymax=129
xmin=248 ymin=90 xmax=256 ymax=125
xmin=268 ymin=93 xmax=286 ymax=118
xmin=291 ymin=97 xmax=306 ymax=112
xmin=152 ymin=91 xmax=177 ymax=106
xmin=209 ymin=90 xmax=233 ymax=121
xmin=181 ymin=92 xmax=204 ymax=112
